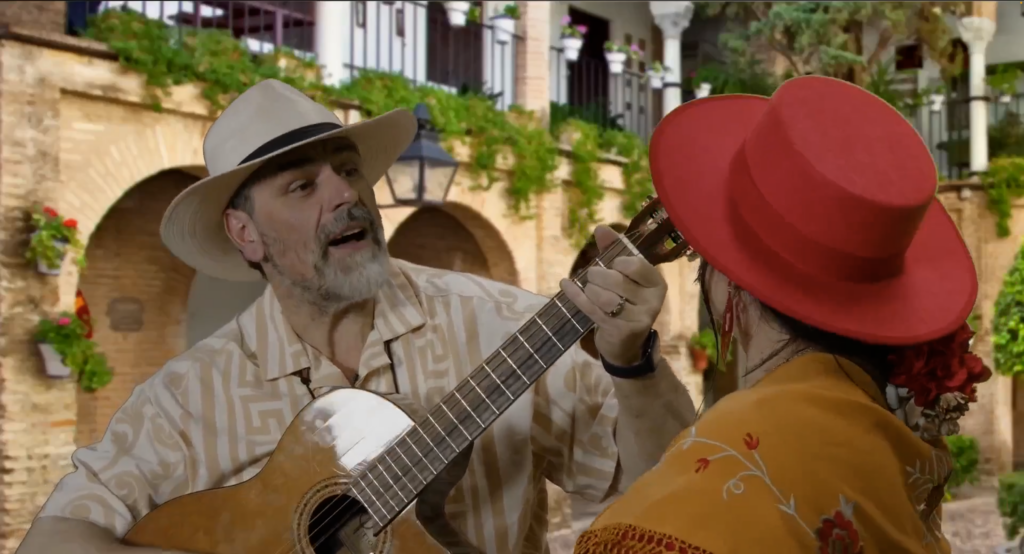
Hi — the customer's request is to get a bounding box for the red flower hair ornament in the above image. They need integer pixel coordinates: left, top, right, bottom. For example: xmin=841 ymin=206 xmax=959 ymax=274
xmin=885 ymin=322 xmax=991 ymax=440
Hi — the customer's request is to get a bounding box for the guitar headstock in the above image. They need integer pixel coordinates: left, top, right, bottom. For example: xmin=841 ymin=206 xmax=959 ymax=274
xmin=625 ymin=195 xmax=693 ymax=267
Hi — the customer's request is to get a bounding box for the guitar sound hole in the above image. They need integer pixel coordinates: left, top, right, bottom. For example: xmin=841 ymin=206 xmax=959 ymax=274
xmin=306 ymin=494 xmax=375 ymax=554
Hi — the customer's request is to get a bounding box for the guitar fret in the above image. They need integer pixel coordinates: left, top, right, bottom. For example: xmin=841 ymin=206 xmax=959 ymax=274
xmin=355 ymin=475 xmax=390 ymax=521
xmin=515 ymin=331 xmax=546 ymax=368
xmin=467 ymin=374 xmax=499 ymax=414
xmin=452 ymin=388 xmax=485 ymax=428
xmin=403 ymin=434 xmax=438 ymax=475
xmin=532 ymin=315 xmax=564 ymax=350
xmin=554 ymin=296 xmax=584 ymax=332
xmin=394 ymin=440 xmax=429 ymax=485
xmin=382 ymin=451 xmax=416 ymax=495
xmin=440 ymin=402 xmax=472 ymax=441
xmin=364 ymin=468 xmax=400 ymax=510
xmin=481 ymin=362 xmax=514 ymax=400
xmin=350 ymin=483 xmax=385 ymax=527
xmin=415 ymin=424 xmax=449 ymax=464
xmin=498 ymin=348 xmax=529 ymax=383
xmin=425 ymin=413 xmax=458 ymax=451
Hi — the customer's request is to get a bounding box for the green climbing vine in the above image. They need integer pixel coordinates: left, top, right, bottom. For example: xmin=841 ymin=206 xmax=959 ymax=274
xmin=994 ymin=239 xmax=1024 ymax=377
xmin=85 ymin=8 xmax=651 ymax=245
xmin=984 ymin=157 xmax=1024 ymax=238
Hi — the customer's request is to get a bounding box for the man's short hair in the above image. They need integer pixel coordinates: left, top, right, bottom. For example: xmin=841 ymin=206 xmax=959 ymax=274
xmin=226 ymin=174 xmax=266 ymax=279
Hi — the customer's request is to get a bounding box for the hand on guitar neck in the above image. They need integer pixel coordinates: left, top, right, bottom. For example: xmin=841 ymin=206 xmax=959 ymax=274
xmin=16 ymin=516 xmax=194 ymax=554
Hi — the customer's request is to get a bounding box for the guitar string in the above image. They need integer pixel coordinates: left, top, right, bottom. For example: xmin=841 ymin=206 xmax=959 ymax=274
xmin=291 ymin=230 xmax=646 ymax=554
xmin=297 ymin=232 xmax=642 ymax=554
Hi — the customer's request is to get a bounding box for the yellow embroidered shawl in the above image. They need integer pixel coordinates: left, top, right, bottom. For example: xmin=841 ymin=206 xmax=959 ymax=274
xmin=575 ymin=353 xmax=952 ymax=554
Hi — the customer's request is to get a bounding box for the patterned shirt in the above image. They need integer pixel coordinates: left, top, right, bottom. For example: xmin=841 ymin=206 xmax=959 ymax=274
xmin=36 ymin=260 xmax=623 ymax=554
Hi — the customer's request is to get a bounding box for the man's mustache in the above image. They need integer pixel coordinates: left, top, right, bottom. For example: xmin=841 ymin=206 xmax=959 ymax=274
xmin=316 ymin=205 xmax=381 ymax=254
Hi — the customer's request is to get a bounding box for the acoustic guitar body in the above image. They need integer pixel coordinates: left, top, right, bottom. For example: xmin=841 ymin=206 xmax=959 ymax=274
xmin=123 ymin=388 xmax=480 ymax=554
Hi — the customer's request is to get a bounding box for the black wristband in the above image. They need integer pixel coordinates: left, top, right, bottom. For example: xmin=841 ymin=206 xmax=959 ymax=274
xmin=601 ymin=330 xmax=659 ymax=379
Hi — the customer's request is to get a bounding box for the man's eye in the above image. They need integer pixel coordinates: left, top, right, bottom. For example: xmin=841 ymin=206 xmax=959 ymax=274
xmin=289 ymin=181 xmax=312 ymax=193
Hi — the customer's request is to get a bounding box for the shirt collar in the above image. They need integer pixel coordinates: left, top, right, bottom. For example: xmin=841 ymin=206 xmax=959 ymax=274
xmin=238 ymin=260 xmax=427 ymax=381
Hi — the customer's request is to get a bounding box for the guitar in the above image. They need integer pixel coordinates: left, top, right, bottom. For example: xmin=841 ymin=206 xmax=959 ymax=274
xmin=123 ymin=197 xmax=689 ymax=554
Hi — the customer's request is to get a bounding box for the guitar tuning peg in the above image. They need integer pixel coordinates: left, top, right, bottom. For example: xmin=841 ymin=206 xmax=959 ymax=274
xmin=641 ymin=195 xmax=655 ymax=207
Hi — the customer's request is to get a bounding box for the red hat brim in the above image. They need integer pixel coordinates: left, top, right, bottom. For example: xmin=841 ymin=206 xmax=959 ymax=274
xmin=651 ymin=94 xmax=977 ymax=346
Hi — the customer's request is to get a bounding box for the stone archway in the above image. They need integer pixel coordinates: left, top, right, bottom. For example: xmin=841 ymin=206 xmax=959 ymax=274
xmin=387 ymin=203 xmax=519 ymax=286
xmin=75 ymin=170 xmax=198 ymax=447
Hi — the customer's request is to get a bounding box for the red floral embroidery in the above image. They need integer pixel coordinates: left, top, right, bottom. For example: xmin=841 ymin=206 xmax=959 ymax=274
xmin=743 ymin=432 xmax=759 ymax=450
xmin=694 ymin=457 xmax=710 ymax=473
xmin=815 ymin=498 xmax=863 ymax=554
xmin=575 ymin=523 xmax=714 ymax=554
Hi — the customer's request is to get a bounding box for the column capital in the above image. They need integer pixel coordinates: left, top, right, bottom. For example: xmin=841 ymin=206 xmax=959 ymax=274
xmin=956 ymin=16 xmax=996 ymax=53
xmin=650 ymin=1 xmax=694 ymax=38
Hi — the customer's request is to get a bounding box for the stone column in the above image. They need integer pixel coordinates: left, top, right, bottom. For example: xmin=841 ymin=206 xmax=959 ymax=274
xmin=650 ymin=1 xmax=694 ymax=118
xmin=514 ymin=1 xmax=552 ymax=122
xmin=956 ymin=15 xmax=996 ymax=174
xmin=315 ymin=1 xmax=349 ymax=86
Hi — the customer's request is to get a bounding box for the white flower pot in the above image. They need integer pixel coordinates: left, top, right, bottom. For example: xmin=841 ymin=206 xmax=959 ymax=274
xmin=929 ymin=93 xmax=946 ymax=113
xmin=445 ymin=1 xmax=471 ymax=27
xmin=38 ymin=343 xmax=72 ymax=379
xmin=999 ymin=93 xmax=1013 ymax=104
xmin=695 ymin=82 xmax=713 ymax=99
xmin=561 ymin=36 xmax=583 ymax=62
xmin=647 ymin=71 xmax=665 ymax=90
xmin=605 ymin=51 xmax=627 ymax=75
xmin=491 ymin=15 xmax=516 ymax=44
xmin=31 ymin=231 xmax=67 ymax=276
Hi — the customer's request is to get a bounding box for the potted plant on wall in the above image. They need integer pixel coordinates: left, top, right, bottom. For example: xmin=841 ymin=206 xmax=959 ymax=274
xmin=35 ymin=312 xmax=112 ymax=391
xmin=559 ymin=15 xmax=587 ymax=62
xmin=688 ymin=328 xmax=716 ymax=372
xmin=604 ymin=41 xmax=640 ymax=75
xmin=646 ymin=60 xmax=667 ymax=90
xmin=445 ymin=1 xmax=473 ymax=28
xmin=26 ymin=205 xmax=85 ymax=276
xmin=491 ymin=3 xmax=519 ymax=45
xmin=989 ymin=67 xmax=1022 ymax=104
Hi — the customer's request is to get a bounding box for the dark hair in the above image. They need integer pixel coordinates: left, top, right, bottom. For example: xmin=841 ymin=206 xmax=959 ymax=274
xmin=696 ymin=259 xmax=894 ymax=393
xmin=226 ymin=175 xmax=267 ymax=279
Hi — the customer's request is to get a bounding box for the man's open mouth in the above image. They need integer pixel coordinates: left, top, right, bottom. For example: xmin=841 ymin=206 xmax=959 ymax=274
xmin=327 ymin=226 xmax=370 ymax=248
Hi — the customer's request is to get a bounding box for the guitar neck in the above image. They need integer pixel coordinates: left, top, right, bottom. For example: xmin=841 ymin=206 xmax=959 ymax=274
xmin=353 ymin=236 xmax=640 ymax=527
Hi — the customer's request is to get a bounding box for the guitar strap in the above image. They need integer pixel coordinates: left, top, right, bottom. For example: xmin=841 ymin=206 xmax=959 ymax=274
xmin=296 ymin=338 xmax=400 ymax=399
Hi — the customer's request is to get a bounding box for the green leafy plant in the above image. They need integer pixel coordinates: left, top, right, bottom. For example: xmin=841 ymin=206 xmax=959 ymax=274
xmin=559 ymin=15 xmax=587 ymax=39
xmin=944 ymin=434 xmax=981 ymax=500
xmin=85 ymin=8 xmax=652 ymax=245
xmin=998 ymin=472 xmax=1024 ymax=541
xmin=604 ymin=41 xmax=642 ymax=60
xmin=989 ymin=67 xmax=1022 ymax=97
xmin=984 ymin=157 xmax=1024 ymax=238
xmin=689 ymin=328 xmax=734 ymax=371
xmin=26 ymin=205 xmax=85 ymax=271
xmin=36 ymin=313 xmax=112 ymax=392
xmin=467 ymin=5 xmax=481 ymax=24
xmin=648 ymin=61 xmax=665 ymax=75
xmin=496 ymin=3 xmax=520 ymax=20
xmin=994 ymin=239 xmax=1024 ymax=377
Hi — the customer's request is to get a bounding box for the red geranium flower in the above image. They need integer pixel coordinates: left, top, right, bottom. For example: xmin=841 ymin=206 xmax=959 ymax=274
xmin=888 ymin=322 xmax=992 ymax=407
xmin=42 ymin=206 xmax=58 ymax=218
xmin=743 ymin=433 xmax=760 ymax=451
xmin=694 ymin=457 xmax=710 ymax=473
xmin=63 ymin=218 xmax=78 ymax=229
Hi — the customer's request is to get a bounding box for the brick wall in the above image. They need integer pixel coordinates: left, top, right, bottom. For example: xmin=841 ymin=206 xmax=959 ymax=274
xmin=0 ymin=1 xmax=66 ymax=34
xmin=76 ymin=171 xmax=196 ymax=446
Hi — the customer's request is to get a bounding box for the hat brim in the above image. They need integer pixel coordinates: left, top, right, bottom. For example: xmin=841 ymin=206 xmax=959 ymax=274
xmin=651 ymin=95 xmax=977 ymax=345
xmin=160 ymin=109 xmax=417 ymax=282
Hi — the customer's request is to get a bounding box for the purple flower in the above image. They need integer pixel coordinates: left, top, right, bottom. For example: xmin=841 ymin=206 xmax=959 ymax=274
xmin=576 ymin=24 xmax=588 ymax=34
xmin=561 ymin=15 xmax=572 ymax=25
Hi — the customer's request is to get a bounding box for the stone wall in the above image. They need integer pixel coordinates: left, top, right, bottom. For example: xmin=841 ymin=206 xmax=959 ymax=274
xmin=0 ymin=1 xmax=65 ymax=34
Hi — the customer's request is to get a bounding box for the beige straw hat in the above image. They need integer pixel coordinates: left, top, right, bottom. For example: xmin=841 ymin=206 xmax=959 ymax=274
xmin=160 ymin=79 xmax=417 ymax=282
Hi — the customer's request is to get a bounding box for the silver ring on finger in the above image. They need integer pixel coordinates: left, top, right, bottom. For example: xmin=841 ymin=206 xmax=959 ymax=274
xmin=606 ymin=296 xmax=626 ymax=318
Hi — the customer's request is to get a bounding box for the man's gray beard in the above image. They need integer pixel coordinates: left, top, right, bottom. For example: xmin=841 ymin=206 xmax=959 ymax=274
xmin=264 ymin=208 xmax=391 ymax=315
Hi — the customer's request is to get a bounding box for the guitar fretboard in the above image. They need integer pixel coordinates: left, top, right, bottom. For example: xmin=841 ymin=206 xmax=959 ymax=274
xmin=352 ymin=236 xmax=640 ymax=529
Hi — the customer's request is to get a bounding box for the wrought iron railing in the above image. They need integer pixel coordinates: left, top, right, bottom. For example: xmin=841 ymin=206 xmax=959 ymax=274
xmin=67 ymin=1 xmax=521 ymax=110
xmin=341 ymin=1 xmax=522 ymax=110
xmin=549 ymin=47 xmax=654 ymax=140
xmin=905 ymin=91 xmax=1024 ymax=180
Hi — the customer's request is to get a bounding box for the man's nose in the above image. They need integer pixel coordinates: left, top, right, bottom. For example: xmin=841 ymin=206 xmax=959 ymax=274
xmin=318 ymin=164 xmax=358 ymax=212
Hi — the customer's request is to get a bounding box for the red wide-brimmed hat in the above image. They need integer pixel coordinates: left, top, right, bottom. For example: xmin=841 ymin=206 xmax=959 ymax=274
xmin=651 ymin=76 xmax=977 ymax=346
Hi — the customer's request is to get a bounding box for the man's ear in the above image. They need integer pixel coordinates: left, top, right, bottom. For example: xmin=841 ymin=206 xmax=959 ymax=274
xmin=224 ymin=209 xmax=265 ymax=264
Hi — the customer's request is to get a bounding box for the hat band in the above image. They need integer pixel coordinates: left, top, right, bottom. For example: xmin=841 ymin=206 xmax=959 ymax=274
xmin=238 ymin=122 xmax=344 ymax=166
xmin=728 ymin=150 xmax=904 ymax=283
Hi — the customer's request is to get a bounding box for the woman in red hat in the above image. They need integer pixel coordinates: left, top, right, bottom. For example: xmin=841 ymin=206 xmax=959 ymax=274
xmin=574 ymin=76 xmax=989 ymax=554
